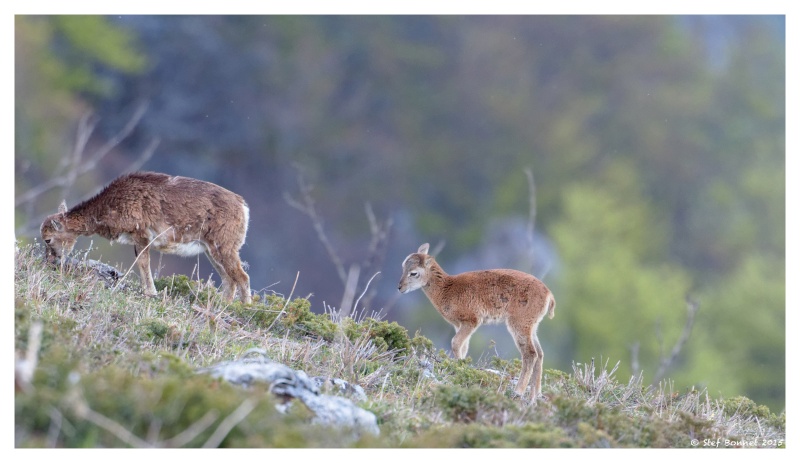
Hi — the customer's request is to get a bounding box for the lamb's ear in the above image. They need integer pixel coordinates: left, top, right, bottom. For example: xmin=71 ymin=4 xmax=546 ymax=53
xmin=51 ymin=218 xmax=63 ymax=232
xmin=423 ymin=255 xmax=434 ymax=268
xmin=418 ymin=243 xmax=430 ymax=255
xmin=58 ymin=200 xmax=68 ymax=214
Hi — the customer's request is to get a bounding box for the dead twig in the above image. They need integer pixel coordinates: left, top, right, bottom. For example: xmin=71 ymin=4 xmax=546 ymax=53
xmin=264 ymin=271 xmax=300 ymax=333
xmin=111 ymin=226 xmax=174 ymax=293
xmin=192 ymin=304 xmax=232 ymax=330
xmin=652 ymin=296 xmax=700 ymax=384
xmin=201 ymin=398 xmax=258 ymax=448
xmin=161 ymin=410 xmax=220 ymax=448
xmin=351 ymin=271 xmax=382 ymax=322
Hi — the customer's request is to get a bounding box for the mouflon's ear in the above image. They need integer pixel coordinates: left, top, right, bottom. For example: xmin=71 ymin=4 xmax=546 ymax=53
xmin=417 ymin=243 xmax=430 ymax=255
xmin=50 ymin=218 xmax=63 ymax=232
xmin=58 ymin=200 xmax=68 ymax=214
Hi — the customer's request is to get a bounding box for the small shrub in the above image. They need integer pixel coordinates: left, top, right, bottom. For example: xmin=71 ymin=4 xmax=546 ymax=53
xmin=281 ymin=298 xmax=338 ymax=341
xmin=438 ymin=357 xmax=506 ymax=390
xmin=409 ymin=331 xmax=435 ymax=355
xmin=227 ymin=297 xmax=280 ymax=328
xmin=137 ymin=318 xmax=173 ymax=341
xmin=138 ymin=351 xmax=196 ymax=378
xmin=154 ymin=275 xmax=214 ymax=304
xmin=721 ymin=396 xmax=772 ymax=421
xmin=576 ymin=421 xmax=615 ymax=448
xmin=550 ymin=393 xmax=597 ymax=427
xmin=478 ymin=422 xmax=574 ymax=448
xmin=226 ymin=294 xmax=339 ymax=340
xmin=488 ymin=356 xmax=522 ymax=381
xmin=346 ymin=318 xmax=410 ymax=354
xmin=431 ymin=384 xmax=517 ymax=425
xmin=408 ymin=422 xmax=574 ymax=448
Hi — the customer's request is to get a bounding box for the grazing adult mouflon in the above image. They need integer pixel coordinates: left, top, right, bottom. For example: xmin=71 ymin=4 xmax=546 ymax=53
xmin=40 ymin=171 xmax=252 ymax=303
xmin=398 ymin=243 xmax=555 ymax=400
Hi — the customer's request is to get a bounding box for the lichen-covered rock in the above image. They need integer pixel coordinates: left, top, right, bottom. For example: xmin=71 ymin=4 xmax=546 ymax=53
xmin=198 ymin=349 xmax=379 ymax=437
xmin=198 ymin=351 xmax=318 ymax=397
xmin=297 ymin=389 xmax=379 ymax=436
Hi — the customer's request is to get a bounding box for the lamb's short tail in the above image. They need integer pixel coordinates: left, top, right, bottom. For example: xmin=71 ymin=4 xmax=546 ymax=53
xmin=546 ymin=294 xmax=556 ymax=319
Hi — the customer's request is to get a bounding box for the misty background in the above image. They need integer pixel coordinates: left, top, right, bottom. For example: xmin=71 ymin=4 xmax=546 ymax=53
xmin=14 ymin=15 xmax=785 ymax=412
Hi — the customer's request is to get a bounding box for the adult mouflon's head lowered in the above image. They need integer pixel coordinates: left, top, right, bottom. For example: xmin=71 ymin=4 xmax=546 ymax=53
xmin=40 ymin=200 xmax=78 ymax=264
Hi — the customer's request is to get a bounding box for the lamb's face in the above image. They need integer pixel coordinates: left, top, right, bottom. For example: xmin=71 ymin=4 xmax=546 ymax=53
xmin=398 ymin=253 xmax=430 ymax=294
xmin=40 ymin=213 xmax=77 ymax=263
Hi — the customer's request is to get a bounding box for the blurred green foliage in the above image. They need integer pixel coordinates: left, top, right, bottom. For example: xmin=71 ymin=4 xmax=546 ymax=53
xmin=15 ymin=15 xmax=146 ymax=215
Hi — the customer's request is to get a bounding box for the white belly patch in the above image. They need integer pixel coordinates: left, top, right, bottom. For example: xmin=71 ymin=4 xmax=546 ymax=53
xmin=171 ymin=241 xmax=207 ymax=256
xmin=117 ymin=230 xmax=206 ymax=257
xmin=116 ymin=233 xmax=135 ymax=245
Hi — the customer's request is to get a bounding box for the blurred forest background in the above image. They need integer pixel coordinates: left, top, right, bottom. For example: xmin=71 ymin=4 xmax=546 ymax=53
xmin=14 ymin=15 xmax=785 ymax=412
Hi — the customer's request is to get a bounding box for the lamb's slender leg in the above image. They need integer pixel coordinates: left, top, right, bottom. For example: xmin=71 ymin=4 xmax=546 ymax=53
xmin=451 ymin=322 xmax=478 ymax=359
xmin=512 ymin=340 xmax=535 ymax=398
xmin=530 ymin=335 xmax=544 ymax=399
xmin=508 ymin=318 xmax=541 ymax=399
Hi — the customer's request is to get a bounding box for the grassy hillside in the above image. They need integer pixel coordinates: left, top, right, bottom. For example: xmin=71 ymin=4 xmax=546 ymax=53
xmin=13 ymin=243 xmax=785 ymax=448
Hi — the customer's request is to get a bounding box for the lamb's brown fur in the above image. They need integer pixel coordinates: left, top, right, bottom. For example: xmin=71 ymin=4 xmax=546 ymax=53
xmin=40 ymin=171 xmax=252 ymax=303
xmin=398 ymin=243 xmax=555 ymax=400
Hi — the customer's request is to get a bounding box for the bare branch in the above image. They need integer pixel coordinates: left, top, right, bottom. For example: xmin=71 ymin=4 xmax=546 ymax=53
xmin=15 ymin=103 xmax=149 ymax=208
xmin=92 ymin=103 xmax=148 ymax=158
xmin=363 ymin=202 xmax=393 ymax=273
xmin=359 ymin=202 xmax=393 ymax=310
xmin=60 ymin=113 xmax=97 ymax=200
xmin=652 ymin=296 xmax=700 ymax=384
xmin=284 ymin=169 xmax=348 ymax=284
xmin=339 ymin=264 xmax=361 ymax=319
xmin=122 ymin=137 xmax=161 ymax=174
xmin=284 ymin=170 xmax=394 ymax=315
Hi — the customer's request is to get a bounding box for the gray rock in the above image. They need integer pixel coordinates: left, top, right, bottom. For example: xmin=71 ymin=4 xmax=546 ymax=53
xmin=198 ymin=349 xmax=379 ymax=437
